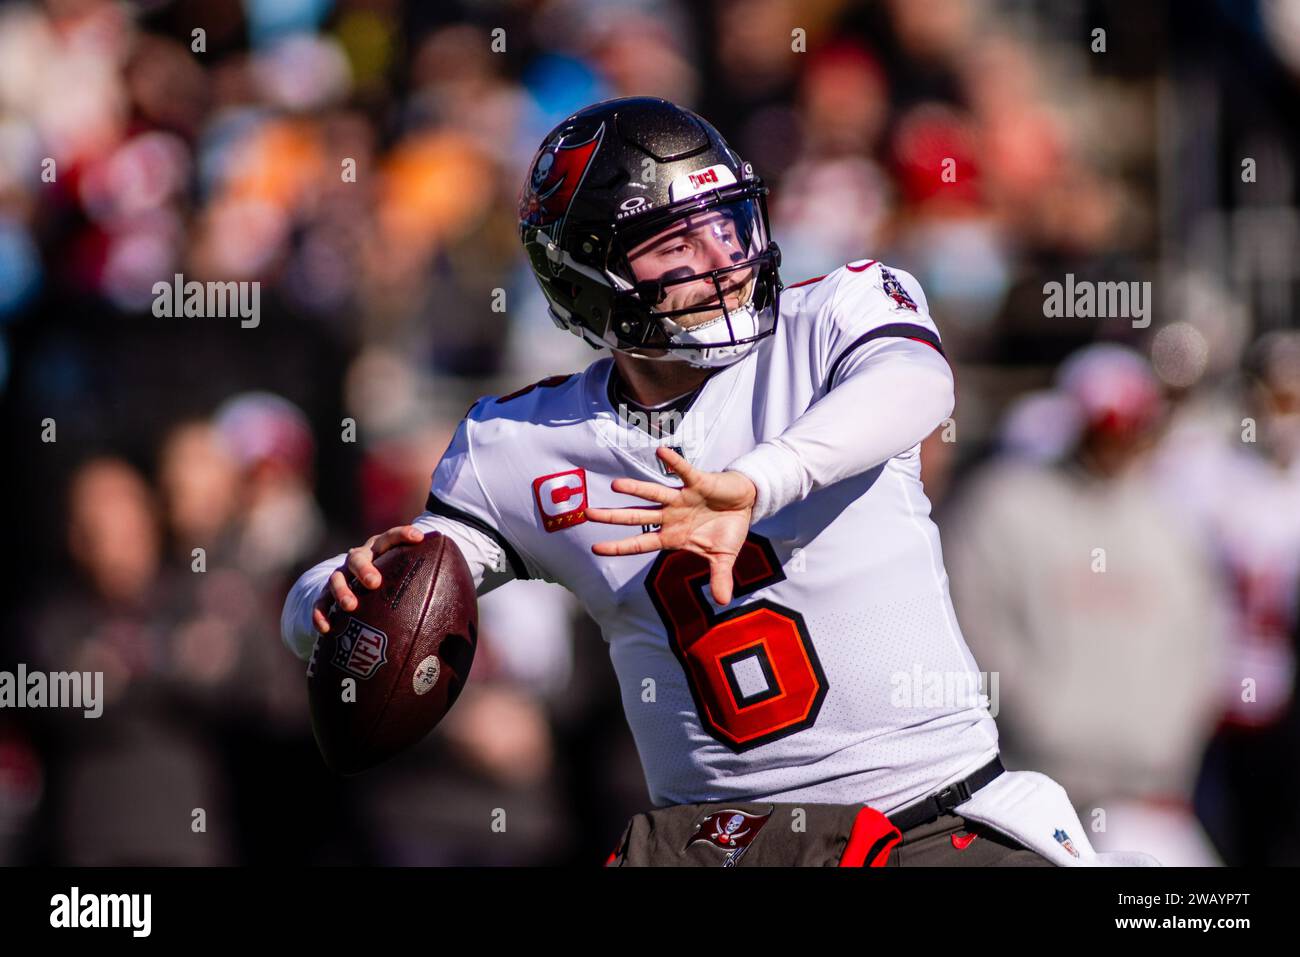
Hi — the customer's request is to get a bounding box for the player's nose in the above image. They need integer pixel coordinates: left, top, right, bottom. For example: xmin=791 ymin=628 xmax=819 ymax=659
xmin=699 ymin=236 xmax=737 ymax=273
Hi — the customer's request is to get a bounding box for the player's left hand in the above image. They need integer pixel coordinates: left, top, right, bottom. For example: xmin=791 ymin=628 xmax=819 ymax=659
xmin=587 ymin=445 xmax=757 ymax=606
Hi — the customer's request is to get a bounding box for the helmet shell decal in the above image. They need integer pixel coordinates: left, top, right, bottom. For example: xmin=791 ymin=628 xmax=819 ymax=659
xmin=519 ymin=125 xmax=605 ymax=232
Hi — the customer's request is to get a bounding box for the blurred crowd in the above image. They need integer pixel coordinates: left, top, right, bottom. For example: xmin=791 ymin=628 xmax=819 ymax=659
xmin=2 ymin=0 xmax=1298 ymax=865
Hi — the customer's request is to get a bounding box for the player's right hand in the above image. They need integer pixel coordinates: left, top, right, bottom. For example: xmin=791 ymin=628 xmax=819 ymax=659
xmin=312 ymin=525 xmax=425 ymax=634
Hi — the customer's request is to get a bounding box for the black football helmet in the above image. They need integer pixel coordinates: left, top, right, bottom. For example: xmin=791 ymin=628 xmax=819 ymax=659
xmin=518 ymin=97 xmax=782 ymax=368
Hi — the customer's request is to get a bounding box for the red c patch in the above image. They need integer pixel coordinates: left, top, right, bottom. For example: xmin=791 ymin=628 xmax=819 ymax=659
xmin=533 ymin=468 xmax=589 ymax=533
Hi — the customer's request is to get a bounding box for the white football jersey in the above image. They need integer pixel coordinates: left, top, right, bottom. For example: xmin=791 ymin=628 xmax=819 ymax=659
xmin=284 ymin=260 xmax=1000 ymax=810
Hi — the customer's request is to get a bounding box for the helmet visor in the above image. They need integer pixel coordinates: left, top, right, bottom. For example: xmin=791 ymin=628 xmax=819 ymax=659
xmin=611 ymin=196 xmax=773 ymax=330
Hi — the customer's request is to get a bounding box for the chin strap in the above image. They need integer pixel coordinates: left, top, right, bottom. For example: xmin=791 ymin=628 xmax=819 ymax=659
xmin=666 ymin=303 xmax=768 ymax=368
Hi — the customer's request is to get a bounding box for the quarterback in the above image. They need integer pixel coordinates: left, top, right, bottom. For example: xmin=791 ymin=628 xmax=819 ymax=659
xmin=282 ymin=98 xmax=1154 ymax=867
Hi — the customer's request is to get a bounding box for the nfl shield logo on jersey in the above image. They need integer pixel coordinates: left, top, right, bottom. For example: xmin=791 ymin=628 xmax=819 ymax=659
xmin=656 ymin=445 xmax=685 ymax=477
xmin=331 ymin=618 xmax=389 ymax=679
xmin=533 ymin=468 xmax=589 ymax=533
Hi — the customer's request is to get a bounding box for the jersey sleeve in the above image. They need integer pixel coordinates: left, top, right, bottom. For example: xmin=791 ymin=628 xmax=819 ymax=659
xmin=725 ymin=336 xmax=954 ymax=523
xmin=425 ymin=400 xmax=536 ymax=583
xmin=814 ymin=261 xmax=946 ymax=391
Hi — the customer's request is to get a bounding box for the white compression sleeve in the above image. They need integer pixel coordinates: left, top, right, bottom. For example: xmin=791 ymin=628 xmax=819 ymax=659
xmin=724 ymin=337 xmax=953 ymax=523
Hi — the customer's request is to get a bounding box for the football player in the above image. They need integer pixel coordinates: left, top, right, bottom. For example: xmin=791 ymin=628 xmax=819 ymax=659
xmin=282 ymin=97 xmax=1143 ymax=866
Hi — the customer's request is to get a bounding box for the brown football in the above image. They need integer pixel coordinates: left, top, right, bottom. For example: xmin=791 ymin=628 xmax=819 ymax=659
xmin=306 ymin=532 xmax=478 ymax=775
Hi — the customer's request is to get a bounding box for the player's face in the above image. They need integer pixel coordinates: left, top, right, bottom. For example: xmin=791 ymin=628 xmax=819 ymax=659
xmin=626 ymin=210 xmax=756 ymax=327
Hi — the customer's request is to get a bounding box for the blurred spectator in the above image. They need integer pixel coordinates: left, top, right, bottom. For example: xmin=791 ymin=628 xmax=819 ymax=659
xmin=1152 ymin=331 xmax=1300 ymax=864
xmin=943 ymin=346 xmax=1227 ymax=866
xmin=157 ymin=419 xmax=242 ymax=564
xmin=772 ymin=41 xmax=891 ymax=282
xmin=996 ymin=389 xmax=1086 ymax=465
xmin=214 ymin=391 xmax=325 ymax=578
xmin=27 ymin=457 xmax=236 ymax=864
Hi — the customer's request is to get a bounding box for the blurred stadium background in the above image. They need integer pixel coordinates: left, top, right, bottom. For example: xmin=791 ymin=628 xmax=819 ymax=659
xmin=1 ymin=0 xmax=1298 ymax=865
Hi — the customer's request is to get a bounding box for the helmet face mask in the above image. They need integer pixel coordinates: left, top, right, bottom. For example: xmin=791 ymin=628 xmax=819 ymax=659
xmin=607 ymin=190 xmax=781 ymax=367
xmin=518 ymin=98 xmax=782 ymax=368
xmin=622 ymin=204 xmax=756 ymax=324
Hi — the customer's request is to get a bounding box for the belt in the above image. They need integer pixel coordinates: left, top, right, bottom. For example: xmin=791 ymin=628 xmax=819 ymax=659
xmin=887 ymin=756 xmax=1005 ymax=834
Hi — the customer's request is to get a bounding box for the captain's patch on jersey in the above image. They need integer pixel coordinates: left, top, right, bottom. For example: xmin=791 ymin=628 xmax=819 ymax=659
xmin=532 ymin=467 xmax=589 ymax=533
xmin=880 ymin=266 xmax=919 ymax=313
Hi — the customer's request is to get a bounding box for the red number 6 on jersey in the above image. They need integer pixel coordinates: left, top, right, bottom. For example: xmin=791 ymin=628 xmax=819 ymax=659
xmin=645 ymin=533 xmax=828 ymax=751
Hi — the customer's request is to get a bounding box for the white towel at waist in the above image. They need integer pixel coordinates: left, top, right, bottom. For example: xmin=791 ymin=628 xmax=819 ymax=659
xmin=954 ymin=770 xmax=1162 ymax=867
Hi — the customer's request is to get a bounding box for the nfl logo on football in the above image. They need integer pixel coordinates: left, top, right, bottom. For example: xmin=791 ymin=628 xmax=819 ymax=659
xmin=331 ymin=619 xmax=389 ymax=679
